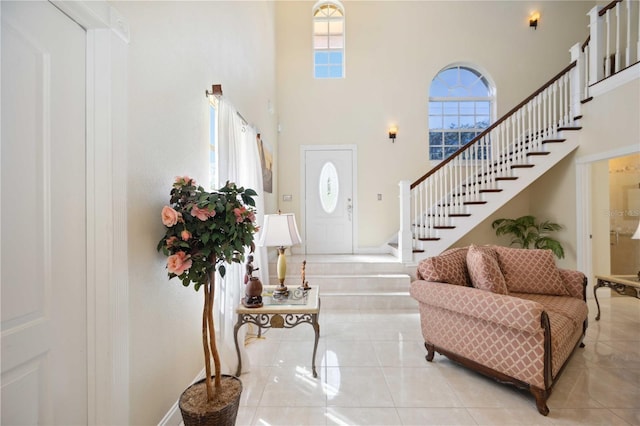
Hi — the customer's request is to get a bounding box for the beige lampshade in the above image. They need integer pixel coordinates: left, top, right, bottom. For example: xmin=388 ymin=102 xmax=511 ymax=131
xmin=258 ymin=213 xmax=302 ymax=247
xmin=632 ymin=222 xmax=640 ymax=240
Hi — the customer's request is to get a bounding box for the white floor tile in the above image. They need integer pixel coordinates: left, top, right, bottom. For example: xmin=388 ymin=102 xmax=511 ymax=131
xmin=234 ymin=290 xmax=640 ymax=425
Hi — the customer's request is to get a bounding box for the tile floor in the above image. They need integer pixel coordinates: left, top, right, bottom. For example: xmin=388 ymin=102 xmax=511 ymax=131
xmin=234 ymin=295 xmax=640 ymax=425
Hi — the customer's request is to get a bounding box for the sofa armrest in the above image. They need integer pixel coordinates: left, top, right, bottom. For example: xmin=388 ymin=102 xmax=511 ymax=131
xmin=410 ymin=280 xmax=544 ymax=334
xmin=558 ymin=269 xmax=587 ymax=300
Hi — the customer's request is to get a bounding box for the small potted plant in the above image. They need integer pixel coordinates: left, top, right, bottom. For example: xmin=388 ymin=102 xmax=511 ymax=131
xmin=492 ymin=215 xmax=565 ymax=259
xmin=157 ymin=176 xmax=258 ymax=425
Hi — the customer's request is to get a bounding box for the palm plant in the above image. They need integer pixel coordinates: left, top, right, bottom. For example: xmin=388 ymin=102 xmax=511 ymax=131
xmin=491 ymin=215 xmax=565 ymax=259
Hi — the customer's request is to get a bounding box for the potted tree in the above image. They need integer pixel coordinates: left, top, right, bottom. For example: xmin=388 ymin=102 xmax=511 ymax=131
xmin=491 ymin=215 xmax=565 ymax=259
xmin=157 ymin=176 xmax=259 ymax=425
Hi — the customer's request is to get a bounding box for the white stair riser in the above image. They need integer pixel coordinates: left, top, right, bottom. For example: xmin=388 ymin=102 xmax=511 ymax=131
xmin=267 ymin=275 xmax=410 ymax=293
xmin=321 ymin=293 xmax=418 ymax=311
xmin=267 ymin=261 xmax=403 ymax=276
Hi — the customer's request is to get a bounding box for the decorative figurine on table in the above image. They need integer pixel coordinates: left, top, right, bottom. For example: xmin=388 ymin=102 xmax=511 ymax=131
xmin=243 ymin=255 xmax=263 ymax=308
xmin=299 ymin=260 xmax=311 ymax=291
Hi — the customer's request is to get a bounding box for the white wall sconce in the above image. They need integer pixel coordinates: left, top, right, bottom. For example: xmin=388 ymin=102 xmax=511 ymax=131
xmin=529 ymin=12 xmax=540 ymax=30
xmin=388 ymin=125 xmax=398 ymax=142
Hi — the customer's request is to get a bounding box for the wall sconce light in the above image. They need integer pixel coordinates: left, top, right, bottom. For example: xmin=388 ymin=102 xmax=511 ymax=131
xmin=529 ymin=12 xmax=540 ymax=30
xmin=388 ymin=126 xmax=398 ymax=142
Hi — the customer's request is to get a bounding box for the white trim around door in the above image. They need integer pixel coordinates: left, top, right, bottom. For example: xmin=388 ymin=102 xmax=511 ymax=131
xmin=48 ymin=2 xmax=130 ymax=424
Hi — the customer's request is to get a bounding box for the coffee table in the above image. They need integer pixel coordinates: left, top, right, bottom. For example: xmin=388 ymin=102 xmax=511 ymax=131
xmin=594 ymin=274 xmax=640 ymax=320
xmin=233 ymin=285 xmax=321 ymax=377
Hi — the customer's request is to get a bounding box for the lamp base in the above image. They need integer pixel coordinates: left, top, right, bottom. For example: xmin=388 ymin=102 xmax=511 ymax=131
xmin=273 ymin=283 xmax=289 ymax=299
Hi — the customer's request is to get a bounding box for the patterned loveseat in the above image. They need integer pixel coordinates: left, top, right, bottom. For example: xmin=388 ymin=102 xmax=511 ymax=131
xmin=410 ymin=245 xmax=588 ymax=415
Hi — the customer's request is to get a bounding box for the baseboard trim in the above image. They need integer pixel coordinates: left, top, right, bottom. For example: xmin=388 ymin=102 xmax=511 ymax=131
xmin=157 ymin=369 xmax=206 ymax=426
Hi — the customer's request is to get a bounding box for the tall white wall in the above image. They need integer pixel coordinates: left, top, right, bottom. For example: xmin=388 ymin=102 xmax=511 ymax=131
xmin=275 ymin=0 xmax=594 ymax=249
xmin=116 ymin=2 xmax=278 ymax=424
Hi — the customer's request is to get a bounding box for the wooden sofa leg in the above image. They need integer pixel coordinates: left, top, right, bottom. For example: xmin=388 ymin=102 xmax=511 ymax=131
xmin=424 ymin=342 xmax=435 ymax=362
xmin=530 ymin=387 xmax=550 ymax=416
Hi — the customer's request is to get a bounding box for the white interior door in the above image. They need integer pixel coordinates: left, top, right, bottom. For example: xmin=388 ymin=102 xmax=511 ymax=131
xmin=1 ymin=1 xmax=88 ymax=424
xmin=304 ymin=148 xmax=355 ymax=254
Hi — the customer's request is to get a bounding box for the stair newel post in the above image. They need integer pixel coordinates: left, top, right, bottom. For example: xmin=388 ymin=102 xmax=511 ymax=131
xmin=588 ymin=6 xmax=604 ymax=85
xmin=569 ymin=43 xmax=582 ymax=121
xmin=398 ymin=180 xmax=412 ymax=262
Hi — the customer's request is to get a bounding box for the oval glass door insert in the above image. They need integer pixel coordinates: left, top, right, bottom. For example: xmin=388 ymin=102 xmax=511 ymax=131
xmin=319 ymin=161 xmax=339 ymax=213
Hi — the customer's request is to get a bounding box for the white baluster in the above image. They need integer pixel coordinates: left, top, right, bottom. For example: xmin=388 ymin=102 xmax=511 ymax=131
xmin=500 ymin=123 xmax=506 ymax=176
xmin=605 ymin=9 xmax=611 ymax=77
xmin=584 ymin=44 xmax=590 ymax=97
xmin=560 ymin=76 xmax=566 ymax=127
xmin=536 ymin=95 xmax=542 ymax=145
xmin=616 ymin=3 xmax=621 ymax=72
xmin=625 ymin=0 xmax=631 ymax=67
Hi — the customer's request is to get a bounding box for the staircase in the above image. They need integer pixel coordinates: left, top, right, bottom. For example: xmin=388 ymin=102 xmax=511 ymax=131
xmin=394 ymin=0 xmax=640 ymax=263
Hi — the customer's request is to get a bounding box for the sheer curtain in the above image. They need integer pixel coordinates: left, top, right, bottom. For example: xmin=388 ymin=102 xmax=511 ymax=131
xmin=215 ymin=97 xmax=268 ymax=375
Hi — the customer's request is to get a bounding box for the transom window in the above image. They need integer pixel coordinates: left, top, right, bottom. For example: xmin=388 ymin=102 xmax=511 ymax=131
xmin=429 ymin=65 xmax=494 ymax=160
xmin=313 ymin=1 xmax=344 ymax=79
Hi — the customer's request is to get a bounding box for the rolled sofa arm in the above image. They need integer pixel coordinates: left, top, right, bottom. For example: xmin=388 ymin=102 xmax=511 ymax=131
xmin=410 ymin=280 xmax=545 ymax=334
xmin=558 ymin=269 xmax=587 ymax=300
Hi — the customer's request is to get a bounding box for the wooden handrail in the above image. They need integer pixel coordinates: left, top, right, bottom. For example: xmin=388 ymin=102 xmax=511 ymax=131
xmin=599 ymin=0 xmax=623 ymax=16
xmin=411 ymin=61 xmax=577 ymax=189
xmin=581 ymin=35 xmax=590 ymax=52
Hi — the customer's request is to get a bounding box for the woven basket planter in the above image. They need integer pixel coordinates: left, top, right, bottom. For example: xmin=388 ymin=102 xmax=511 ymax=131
xmin=179 ymin=375 xmax=243 ymax=426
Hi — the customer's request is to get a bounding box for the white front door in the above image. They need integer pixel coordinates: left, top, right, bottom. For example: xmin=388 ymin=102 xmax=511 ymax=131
xmin=1 ymin=1 xmax=88 ymax=424
xmin=304 ymin=147 xmax=355 ymax=254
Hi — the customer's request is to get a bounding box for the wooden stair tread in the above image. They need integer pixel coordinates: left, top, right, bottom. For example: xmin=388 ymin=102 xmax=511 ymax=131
xmin=526 ymin=152 xmax=550 ymax=156
xmin=542 ymin=139 xmax=566 ymax=143
xmin=511 ymin=164 xmax=534 ymax=168
xmin=557 ymin=126 xmax=582 ymax=131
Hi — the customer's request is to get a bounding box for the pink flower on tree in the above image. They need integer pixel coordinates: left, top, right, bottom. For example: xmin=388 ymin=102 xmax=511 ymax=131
xmin=181 ymin=230 xmax=192 ymax=241
xmin=162 ymin=206 xmax=181 ymax=227
xmin=233 ymin=206 xmax=247 ymax=223
xmin=191 ymin=206 xmax=215 ymax=221
xmin=174 ymin=176 xmax=195 ymax=187
xmin=167 ymin=251 xmax=192 ymax=275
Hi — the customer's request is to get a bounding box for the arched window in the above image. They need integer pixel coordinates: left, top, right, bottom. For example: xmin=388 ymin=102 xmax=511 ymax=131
xmin=313 ymin=1 xmax=344 ymax=79
xmin=428 ymin=65 xmax=495 ymax=160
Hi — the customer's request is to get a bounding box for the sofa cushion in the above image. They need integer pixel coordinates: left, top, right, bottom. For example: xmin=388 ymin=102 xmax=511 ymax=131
xmin=416 ymin=247 xmax=470 ymax=286
xmin=493 ymin=246 xmax=569 ymax=296
xmin=511 ymin=293 xmax=588 ymax=329
xmin=466 ymin=245 xmax=508 ymax=295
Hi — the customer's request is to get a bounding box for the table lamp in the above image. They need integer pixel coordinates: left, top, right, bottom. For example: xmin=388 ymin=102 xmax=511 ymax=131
xmin=258 ymin=212 xmax=302 ymax=297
